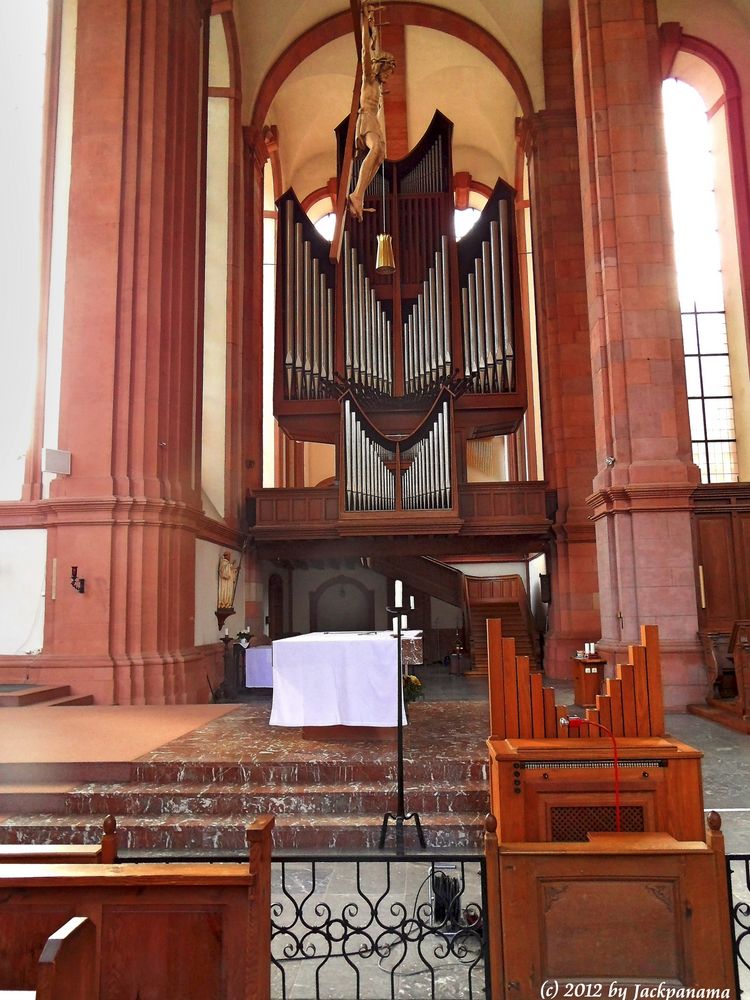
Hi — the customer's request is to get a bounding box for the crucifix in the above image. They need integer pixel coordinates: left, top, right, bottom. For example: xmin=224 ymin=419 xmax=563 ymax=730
xmin=329 ymin=1 xmax=396 ymax=262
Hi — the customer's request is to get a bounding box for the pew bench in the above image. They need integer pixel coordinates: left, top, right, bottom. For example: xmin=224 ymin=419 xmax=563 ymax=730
xmin=0 ymin=916 xmax=96 ymax=1000
xmin=0 ymin=817 xmax=273 ymax=1000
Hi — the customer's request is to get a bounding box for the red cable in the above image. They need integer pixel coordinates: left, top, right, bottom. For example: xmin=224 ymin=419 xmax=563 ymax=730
xmin=566 ymin=717 xmax=621 ymax=833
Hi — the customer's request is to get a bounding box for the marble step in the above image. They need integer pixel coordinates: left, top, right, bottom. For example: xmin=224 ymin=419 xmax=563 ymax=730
xmin=0 ymin=811 xmax=486 ymax=852
xmin=131 ymin=758 xmax=488 ymax=785
xmin=60 ymin=780 xmax=489 ymax=817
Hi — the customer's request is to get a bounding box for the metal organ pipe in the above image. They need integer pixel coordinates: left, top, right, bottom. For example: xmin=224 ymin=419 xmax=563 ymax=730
xmin=343 ymin=399 xmax=396 ymax=512
xmin=499 ymin=200 xmax=515 ymax=388
xmin=284 ymin=201 xmax=294 ymax=397
xmin=294 ymin=223 xmax=304 ymax=398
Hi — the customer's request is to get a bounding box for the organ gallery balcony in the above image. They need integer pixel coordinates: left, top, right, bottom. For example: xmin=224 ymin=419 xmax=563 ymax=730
xmin=249 ymin=480 xmax=556 ymax=553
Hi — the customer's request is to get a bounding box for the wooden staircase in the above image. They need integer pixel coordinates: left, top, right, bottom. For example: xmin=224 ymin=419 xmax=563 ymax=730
xmin=465 ymin=575 xmax=540 ymax=674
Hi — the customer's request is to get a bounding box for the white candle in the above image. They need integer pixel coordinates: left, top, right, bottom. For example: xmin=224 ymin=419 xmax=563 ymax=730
xmin=394 ymin=579 xmax=403 ymax=608
xmin=401 ymin=614 xmax=408 ymax=629
xmin=392 ymin=616 xmax=399 ymax=635
xmin=410 ymin=595 xmax=415 ymax=610
xmin=223 ymin=627 xmax=229 ymax=636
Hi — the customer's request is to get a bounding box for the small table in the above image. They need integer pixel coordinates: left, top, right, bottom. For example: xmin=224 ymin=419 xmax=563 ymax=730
xmin=572 ymin=656 xmax=606 ymax=707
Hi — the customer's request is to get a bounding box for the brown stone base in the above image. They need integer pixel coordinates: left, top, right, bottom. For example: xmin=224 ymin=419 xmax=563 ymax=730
xmin=302 ymin=725 xmax=397 ymax=742
xmin=687 ymin=702 xmax=750 ymax=734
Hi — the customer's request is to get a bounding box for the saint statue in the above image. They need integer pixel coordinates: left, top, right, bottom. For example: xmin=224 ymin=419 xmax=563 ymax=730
xmin=217 ymin=551 xmax=239 ymax=610
xmin=348 ymin=2 xmax=396 ymax=221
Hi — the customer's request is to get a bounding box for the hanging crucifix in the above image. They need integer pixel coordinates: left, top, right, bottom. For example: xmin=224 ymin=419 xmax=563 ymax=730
xmin=329 ymin=1 xmax=396 ymax=261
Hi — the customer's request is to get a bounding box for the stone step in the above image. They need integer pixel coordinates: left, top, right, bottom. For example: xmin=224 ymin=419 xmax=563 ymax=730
xmin=131 ymin=758 xmax=488 ymax=786
xmin=44 ymin=694 xmax=96 ymax=707
xmin=59 ymin=780 xmax=489 ymax=817
xmin=0 ymin=685 xmax=72 ymax=708
xmin=0 ymin=811 xmax=485 ymax=852
xmin=0 ymin=784 xmax=73 ymax=814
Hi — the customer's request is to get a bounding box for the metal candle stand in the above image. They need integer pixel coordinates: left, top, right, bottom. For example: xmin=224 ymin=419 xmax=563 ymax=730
xmin=379 ymin=606 xmax=426 ymax=854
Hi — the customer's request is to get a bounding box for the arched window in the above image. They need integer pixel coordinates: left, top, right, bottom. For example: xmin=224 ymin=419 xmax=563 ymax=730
xmin=663 ymin=77 xmax=741 ymax=483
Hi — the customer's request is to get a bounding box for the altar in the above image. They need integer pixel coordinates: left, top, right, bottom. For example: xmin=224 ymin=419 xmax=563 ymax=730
xmin=269 ymin=631 xmax=420 ymax=729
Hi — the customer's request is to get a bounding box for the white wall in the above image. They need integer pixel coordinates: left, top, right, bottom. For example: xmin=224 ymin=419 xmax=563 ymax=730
xmin=287 ymin=565 xmax=389 ymax=634
xmin=0 ymin=529 xmax=46 ymax=653
xmin=430 ymin=596 xmax=462 ymax=629
xmin=194 ymin=539 xmax=246 ymax=645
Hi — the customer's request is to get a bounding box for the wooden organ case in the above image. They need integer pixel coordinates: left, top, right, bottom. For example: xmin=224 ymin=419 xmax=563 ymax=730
xmin=483 ymin=621 xmax=737 ymax=995
xmin=272 ymin=113 xmax=527 ymax=529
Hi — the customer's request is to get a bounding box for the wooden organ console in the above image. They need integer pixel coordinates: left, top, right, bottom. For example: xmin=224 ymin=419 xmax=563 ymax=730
xmin=272 ymin=113 xmax=527 ymax=529
xmin=482 ymin=621 xmax=737 ymax=995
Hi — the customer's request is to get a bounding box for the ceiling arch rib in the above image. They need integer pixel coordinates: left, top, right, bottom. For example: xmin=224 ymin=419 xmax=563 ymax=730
xmin=249 ymin=3 xmax=535 ymax=134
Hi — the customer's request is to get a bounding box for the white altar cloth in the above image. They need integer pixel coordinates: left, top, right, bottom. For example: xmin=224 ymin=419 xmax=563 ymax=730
xmin=269 ymin=631 xmax=417 ymax=727
xmin=245 ymin=647 xmax=273 ymax=688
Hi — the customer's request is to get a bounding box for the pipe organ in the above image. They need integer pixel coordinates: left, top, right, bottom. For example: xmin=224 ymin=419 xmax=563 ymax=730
xmin=400 ymin=399 xmax=452 ymax=511
xmin=342 ymin=232 xmax=393 ymax=394
xmin=282 ymin=198 xmax=336 ymax=400
xmin=341 ymin=391 xmax=456 ymax=516
xmin=273 ymin=112 xmax=526 ymax=519
xmin=458 ymin=200 xmax=515 ymax=394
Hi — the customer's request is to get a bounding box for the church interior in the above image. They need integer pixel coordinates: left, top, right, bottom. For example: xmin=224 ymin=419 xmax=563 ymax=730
xmin=1 ymin=0 xmax=749 ymax=995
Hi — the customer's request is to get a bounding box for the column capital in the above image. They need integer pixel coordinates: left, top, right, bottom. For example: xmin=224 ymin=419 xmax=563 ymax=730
xmin=586 ymin=483 xmax=697 ymax=520
xmin=244 ymin=125 xmax=269 ymax=174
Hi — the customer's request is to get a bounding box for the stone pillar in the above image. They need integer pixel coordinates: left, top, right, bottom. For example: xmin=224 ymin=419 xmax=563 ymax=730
xmin=569 ymin=0 xmax=703 ymax=707
xmin=241 ymin=129 xmax=267 ymax=636
xmin=43 ymin=0 xmax=219 ymax=703
xmin=530 ymin=0 xmax=600 ymax=677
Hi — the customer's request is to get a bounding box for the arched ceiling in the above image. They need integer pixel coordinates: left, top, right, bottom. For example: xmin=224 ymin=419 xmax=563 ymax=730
xmin=265 ymin=26 xmax=522 ymax=204
xmin=232 ymin=1 xmax=544 ymax=120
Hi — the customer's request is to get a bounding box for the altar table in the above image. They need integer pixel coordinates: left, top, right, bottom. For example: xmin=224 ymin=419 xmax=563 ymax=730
xmin=269 ymin=631 xmax=418 ymax=728
xmin=245 ymin=646 xmax=273 ymax=688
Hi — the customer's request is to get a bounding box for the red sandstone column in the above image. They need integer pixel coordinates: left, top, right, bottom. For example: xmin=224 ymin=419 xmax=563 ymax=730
xmin=241 ymin=130 xmax=267 ymax=636
xmin=530 ymin=0 xmax=600 ymax=677
xmin=44 ymin=0 xmax=218 ymax=703
xmin=569 ymin=0 xmax=704 ymax=707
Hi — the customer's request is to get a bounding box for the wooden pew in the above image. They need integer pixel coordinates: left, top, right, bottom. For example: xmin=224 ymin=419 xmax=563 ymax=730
xmin=0 ymin=817 xmax=273 ymax=1000
xmin=0 ymin=816 xmax=117 ymax=865
xmin=0 ymin=917 xmax=95 ymax=1000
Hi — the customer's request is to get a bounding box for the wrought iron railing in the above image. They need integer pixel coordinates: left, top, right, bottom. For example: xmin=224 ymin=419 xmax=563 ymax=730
xmin=728 ymin=854 xmax=750 ymax=997
xmin=271 ymin=851 xmax=489 ymax=1000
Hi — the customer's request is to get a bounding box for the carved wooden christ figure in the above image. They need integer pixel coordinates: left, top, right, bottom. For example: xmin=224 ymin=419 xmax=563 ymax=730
xmin=348 ymin=2 xmax=396 ymax=221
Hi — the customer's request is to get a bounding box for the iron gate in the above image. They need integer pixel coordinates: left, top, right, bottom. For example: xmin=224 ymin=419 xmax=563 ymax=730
xmin=728 ymin=854 xmax=750 ymax=997
xmin=270 ymin=850 xmax=489 ymax=1000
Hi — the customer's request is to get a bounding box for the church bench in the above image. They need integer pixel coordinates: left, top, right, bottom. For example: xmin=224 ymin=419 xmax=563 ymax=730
xmin=0 ymin=816 xmax=273 ymax=1000
xmin=0 ymin=916 xmax=95 ymax=1000
xmin=0 ymin=816 xmax=117 ymax=865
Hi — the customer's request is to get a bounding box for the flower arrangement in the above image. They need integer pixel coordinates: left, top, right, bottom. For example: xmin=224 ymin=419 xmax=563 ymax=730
xmin=403 ymin=673 xmax=424 ymax=704
xmin=236 ymin=628 xmax=253 ymax=646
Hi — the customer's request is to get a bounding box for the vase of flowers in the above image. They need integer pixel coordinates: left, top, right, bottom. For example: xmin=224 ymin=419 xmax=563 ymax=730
xmin=403 ymin=673 xmax=424 ymax=705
